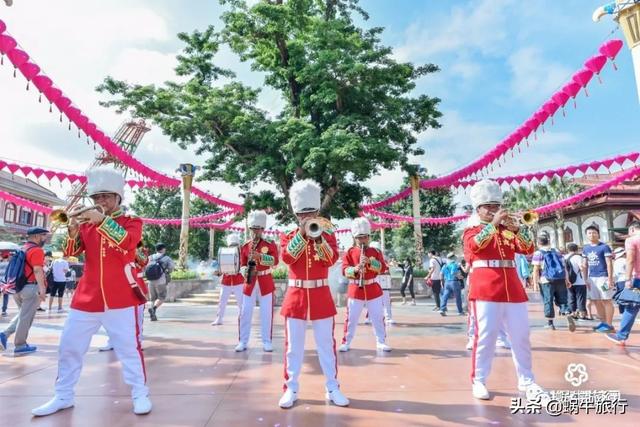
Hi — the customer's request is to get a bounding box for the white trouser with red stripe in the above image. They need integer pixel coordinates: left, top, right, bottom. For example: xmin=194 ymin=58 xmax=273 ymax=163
xmin=470 ymin=300 xmax=534 ymax=387
xmin=216 ymin=285 xmax=244 ymax=322
xmin=105 ymin=304 xmax=145 ymax=347
xmin=55 ymin=307 xmax=148 ymax=400
xmin=284 ymin=316 xmax=340 ymax=392
xmin=239 ymin=286 xmax=273 ymax=345
xmin=343 ymin=296 xmax=386 ymax=346
xmin=381 ymin=290 xmax=392 ymax=320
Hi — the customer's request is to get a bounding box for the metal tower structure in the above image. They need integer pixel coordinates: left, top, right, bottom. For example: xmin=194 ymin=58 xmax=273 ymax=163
xmin=64 ymin=119 xmax=150 ymax=207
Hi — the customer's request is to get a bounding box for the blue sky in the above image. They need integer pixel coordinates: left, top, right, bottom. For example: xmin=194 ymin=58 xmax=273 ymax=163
xmin=0 ymin=0 xmax=637 ymax=217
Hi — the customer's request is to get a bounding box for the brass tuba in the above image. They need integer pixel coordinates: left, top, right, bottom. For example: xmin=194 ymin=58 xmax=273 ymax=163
xmin=304 ymin=217 xmax=334 ymax=239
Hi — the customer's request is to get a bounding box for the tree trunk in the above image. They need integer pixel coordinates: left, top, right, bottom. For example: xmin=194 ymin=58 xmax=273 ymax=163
xmin=320 ymin=185 xmax=339 ymax=216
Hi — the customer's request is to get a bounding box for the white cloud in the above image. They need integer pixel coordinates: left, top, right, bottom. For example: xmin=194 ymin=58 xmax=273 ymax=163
xmin=108 ymin=49 xmax=180 ymax=86
xmin=507 ymin=46 xmax=573 ymax=104
xmin=393 ymin=0 xmax=514 ymax=62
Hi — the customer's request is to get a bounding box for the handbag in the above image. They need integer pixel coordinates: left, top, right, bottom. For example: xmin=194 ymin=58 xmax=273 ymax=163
xmin=614 ymin=286 xmax=640 ymax=308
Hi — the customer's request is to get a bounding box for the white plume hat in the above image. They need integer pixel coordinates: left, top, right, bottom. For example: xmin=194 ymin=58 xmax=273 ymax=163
xmin=289 ymin=179 xmax=321 ymax=213
xmin=226 ymin=233 xmax=240 ymax=246
xmin=351 ymin=217 xmax=371 ymax=237
xmin=469 ymin=179 xmax=503 ymax=209
xmin=248 ymin=210 xmax=267 ymax=229
xmin=86 ymin=166 xmax=125 ymax=201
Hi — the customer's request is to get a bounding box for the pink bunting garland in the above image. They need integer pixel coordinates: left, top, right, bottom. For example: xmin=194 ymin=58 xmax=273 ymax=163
xmin=360 ymin=39 xmax=623 ymax=211
xmin=0 ymin=190 xmax=53 ymax=214
xmin=453 ymin=151 xmax=640 ymax=189
xmin=0 ymin=19 xmax=243 ymax=213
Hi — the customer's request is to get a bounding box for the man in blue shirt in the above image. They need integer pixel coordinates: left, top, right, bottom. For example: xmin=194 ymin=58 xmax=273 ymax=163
xmin=439 ymin=253 xmax=464 ymax=316
xmin=581 ymin=225 xmax=614 ymax=333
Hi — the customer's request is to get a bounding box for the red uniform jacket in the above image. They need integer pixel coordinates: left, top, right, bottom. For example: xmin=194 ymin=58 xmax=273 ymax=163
xmin=240 ymin=238 xmax=279 ymax=296
xmin=280 ymin=229 xmax=338 ymax=320
xmin=463 ymin=222 xmax=534 ymax=303
xmin=63 ymin=210 xmax=145 ymax=312
xmin=221 ymin=273 xmax=244 ymax=286
xmin=342 ymin=246 xmax=386 ymax=300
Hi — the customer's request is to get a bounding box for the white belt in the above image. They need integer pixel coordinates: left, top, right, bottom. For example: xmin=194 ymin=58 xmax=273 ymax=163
xmin=288 ymin=279 xmax=329 ymax=289
xmin=472 ymin=260 xmax=516 ymax=268
xmin=257 ymin=269 xmax=273 ymax=276
xmin=348 ymin=279 xmax=377 ymax=286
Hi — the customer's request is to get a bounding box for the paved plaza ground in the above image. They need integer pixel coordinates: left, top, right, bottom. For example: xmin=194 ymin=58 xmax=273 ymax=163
xmin=1 ymin=294 xmax=638 ymax=427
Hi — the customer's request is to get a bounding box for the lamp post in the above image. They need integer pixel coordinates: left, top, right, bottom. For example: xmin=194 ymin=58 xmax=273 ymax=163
xmin=594 ymin=0 xmax=640 ymax=101
xmin=208 ymin=228 xmax=216 ymax=261
xmin=239 ymin=192 xmax=251 ymax=242
xmin=177 ymin=163 xmax=197 ymax=270
xmin=410 ymin=173 xmax=424 ymax=264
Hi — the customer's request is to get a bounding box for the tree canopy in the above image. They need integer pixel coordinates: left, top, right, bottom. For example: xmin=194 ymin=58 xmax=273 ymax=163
xmin=129 ymin=187 xmax=228 ymax=261
xmin=371 ymin=169 xmax=458 ymax=262
xmin=97 ymin=0 xmax=441 ymax=222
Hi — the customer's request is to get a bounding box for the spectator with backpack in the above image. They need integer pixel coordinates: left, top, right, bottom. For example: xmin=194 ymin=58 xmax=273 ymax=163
xmin=564 ymin=243 xmax=587 ymax=320
xmin=0 ymin=227 xmax=49 ymax=356
xmin=439 ymin=253 xmax=465 ymax=316
xmin=1 ymin=252 xmax=11 ymax=316
xmin=531 ymin=234 xmax=574 ymax=332
xmin=612 ymin=247 xmax=627 ymax=315
xmin=146 ymin=243 xmax=175 ymax=321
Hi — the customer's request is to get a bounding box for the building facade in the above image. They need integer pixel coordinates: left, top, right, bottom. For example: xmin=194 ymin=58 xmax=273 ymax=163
xmin=0 ymin=171 xmax=64 ymax=242
xmin=537 ymin=173 xmax=640 ymax=249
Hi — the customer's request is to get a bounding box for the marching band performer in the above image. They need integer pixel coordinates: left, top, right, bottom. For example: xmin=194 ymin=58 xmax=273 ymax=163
xmin=369 ymin=241 xmax=394 ymax=324
xmin=212 ymin=234 xmax=244 ymax=326
xmin=340 ymin=218 xmax=391 ymax=352
xmin=463 ymin=179 xmax=547 ymax=402
xmin=278 ymin=180 xmax=349 ymax=409
xmin=100 ymin=240 xmax=149 ymax=352
xmin=236 ymin=211 xmax=278 ymax=352
xmin=32 ymin=166 xmax=151 ymax=417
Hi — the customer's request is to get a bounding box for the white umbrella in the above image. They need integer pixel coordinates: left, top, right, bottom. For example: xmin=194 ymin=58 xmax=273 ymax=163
xmin=0 ymin=241 xmax=20 ymax=251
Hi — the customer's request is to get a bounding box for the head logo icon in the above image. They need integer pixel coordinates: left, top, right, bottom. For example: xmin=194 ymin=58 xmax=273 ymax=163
xmin=564 ymin=363 xmax=588 ymax=387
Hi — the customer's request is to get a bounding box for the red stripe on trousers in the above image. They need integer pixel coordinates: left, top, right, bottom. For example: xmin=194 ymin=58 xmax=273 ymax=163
xmin=283 ymin=317 xmax=289 ymax=391
xmin=342 ymin=300 xmax=350 ymax=344
xmin=134 ymin=306 xmax=147 ymax=382
xmin=270 ymin=292 xmax=274 ymax=341
xmin=237 ymin=294 xmax=242 ymax=343
xmin=332 ymin=317 xmax=338 ymax=382
xmin=470 ymin=300 xmax=479 ymax=384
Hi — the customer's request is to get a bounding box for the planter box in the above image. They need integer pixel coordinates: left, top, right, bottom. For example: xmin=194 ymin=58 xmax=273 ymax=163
xmin=165 ymin=279 xmax=214 ymax=302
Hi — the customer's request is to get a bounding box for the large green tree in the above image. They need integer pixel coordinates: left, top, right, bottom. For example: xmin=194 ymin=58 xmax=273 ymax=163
xmin=129 ymin=187 xmax=228 ymax=262
xmin=97 ymin=0 xmax=441 ymax=222
xmin=372 ymin=170 xmax=458 ymax=264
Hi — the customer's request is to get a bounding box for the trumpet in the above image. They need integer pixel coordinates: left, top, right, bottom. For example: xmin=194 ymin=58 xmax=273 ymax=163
xmin=303 ymin=216 xmax=334 ymax=239
xmin=50 ymin=205 xmax=105 ymax=226
xmin=502 ymin=210 xmax=539 ymax=228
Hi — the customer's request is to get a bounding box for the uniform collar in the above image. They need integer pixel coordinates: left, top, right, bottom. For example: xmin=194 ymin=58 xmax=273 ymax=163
xmin=109 ymin=209 xmax=123 ymax=219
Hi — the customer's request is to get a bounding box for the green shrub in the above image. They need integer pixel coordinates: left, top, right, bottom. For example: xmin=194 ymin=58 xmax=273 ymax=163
xmin=271 ymin=266 xmax=289 ymax=280
xmin=413 ymin=268 xmax=428 ymax=278
xmin=171 ymin=270 xmax=197 ymax=280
